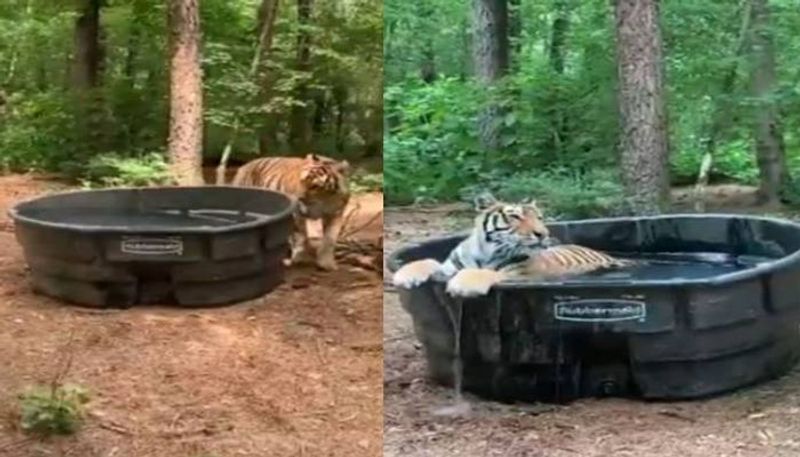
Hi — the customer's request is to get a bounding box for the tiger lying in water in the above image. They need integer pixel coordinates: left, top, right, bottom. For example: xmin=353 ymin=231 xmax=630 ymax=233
xmin=392 ymin=193 xmax=631 ymax=297
xmin=232 ymin=153 xmax=350 ymax=271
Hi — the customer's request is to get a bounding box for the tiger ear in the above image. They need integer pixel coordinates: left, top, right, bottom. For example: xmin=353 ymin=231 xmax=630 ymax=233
xmin=473 ymin=192 xmax=498 ymax=211
xmin=305 ymin=153 xmax=320 ymax=162
xmin=335 ymin=160 xmax=350 ymax=174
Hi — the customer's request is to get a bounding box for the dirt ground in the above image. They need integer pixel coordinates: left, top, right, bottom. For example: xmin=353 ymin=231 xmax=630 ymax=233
xmin=383 ymin=186 xmax=800 ymax=457
xmin=0 ymin=174 xmax=383 ymax=457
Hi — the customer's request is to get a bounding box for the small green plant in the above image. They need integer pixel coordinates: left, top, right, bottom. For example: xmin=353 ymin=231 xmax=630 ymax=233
xmin=80 ymin=152 xmax=175 ymax=188
xmin=18 ymin=383 xmax=90 ymax=436
xmin=350 ymin=171 xmax=383 ymax=193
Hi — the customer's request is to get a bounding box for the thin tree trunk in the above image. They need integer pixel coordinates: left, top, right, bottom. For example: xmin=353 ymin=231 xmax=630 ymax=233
xmin=750 ymin=0 xmax=788 ymax=206
xmin=125 ymin=0 xmax=148 ymax=83
xmin=508 ymin=0 xmax=521 ymax=65
xmin=613 ymin=0 xmax=670 ymax=214
xmin=460 ymin=16 xmax=471 ymax=80
xmin=473 ymin=0 xmax=509 ymax=151
xmin=217 ymin=0 xmax=281 ymax=184
xmin=71 ymin=0 xmax=103 ymax=89
xmin=693 ymin=0 xmax=752 ymax=211
xmin=333 ymin=85 xmax=347 ymax=154
xmin=420 ymin=38 xmax=437 ymax=83
xmin=289 ymin=0 xmax=314 ymax=152
xmin=167 ymin=0 xmax=205 ymax=186
xmin=549 ymin=0 xmax=568 ymax=74
xmin=256 ymin=0 xmax=281 ymax=155
xmin=545 ymin=0 xmax=570 ymax=160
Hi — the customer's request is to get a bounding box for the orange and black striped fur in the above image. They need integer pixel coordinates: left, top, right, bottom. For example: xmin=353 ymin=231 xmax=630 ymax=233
xmin=232 ymin=153 xmax=350 ymax=270
xmin=393 ymin=193 xmax=631 ymax=297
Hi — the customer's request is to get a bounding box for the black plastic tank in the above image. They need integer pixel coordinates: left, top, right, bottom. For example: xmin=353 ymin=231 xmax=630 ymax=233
xmin=9 ymin=186 xmax=295 ymax=307
xmin=388 ymin=214 xmax=800 ymax=403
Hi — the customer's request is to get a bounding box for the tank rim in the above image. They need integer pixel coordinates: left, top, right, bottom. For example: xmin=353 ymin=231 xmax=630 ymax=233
xmin=387 ymin=213 xmax=800 ymax=288
xmin=7 ymin=185 xmax=297 ymax=234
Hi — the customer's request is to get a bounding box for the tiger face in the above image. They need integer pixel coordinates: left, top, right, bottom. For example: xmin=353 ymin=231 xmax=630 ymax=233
xmin=473 ymin=193 xmax=551 ymax=250
xmin=299 ymin=154 xmax=350 ymax=193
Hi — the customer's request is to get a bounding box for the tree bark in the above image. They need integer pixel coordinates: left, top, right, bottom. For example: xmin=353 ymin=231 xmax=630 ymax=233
xmin=167 ymin=0 xmax=205 ymax=186
xmin=750 ymin=0 xmax=788 ymax=206
xmin=693 ymin=0 xmax=752 ymax=212
xmin=508 ymin=0 xmax=521 ymax=64
xmin=545 ymin=0 xmax=570 ymax=160
xmin=472 ymin=0 xmax=509 ymax=151
xmin=256 ymin=0 xmax=281 ymax=154
xmin=613 ymin=0 xmax=670 ymax=214
xmin=217 ymin=0 xmax=281 ymax=184
xmin=549 ymin=0 xmax=569 ymax=74
xmin=289 ymin=0 xmax=314 ymax=153
xmin=420 ymin=39 xmax=437 ymax=83
xmin=71 ymin=0 xmax=103 ymax=89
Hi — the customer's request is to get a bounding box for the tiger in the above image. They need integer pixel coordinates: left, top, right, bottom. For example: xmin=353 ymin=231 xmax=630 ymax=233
xmin=232 ymin=153 xmax=350 ymax=271
xmin=392 ymin=193 xmax=631 ymax=298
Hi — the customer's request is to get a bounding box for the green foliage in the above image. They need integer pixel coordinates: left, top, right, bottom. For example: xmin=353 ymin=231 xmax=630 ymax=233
xmin=465 ymin=168 xmax=627 ymax=220
xmin=80 ymin=152 xmax=174 ymax=188
xmin=19 ymin=384 xmax=90 ymax=436
xmin=0 ymin=0 xmax=381 ymax=177
xmin=384 ymin=0 xmax=800 ymax=211
xmin=350 ymin=171 xmax=383 ymax=193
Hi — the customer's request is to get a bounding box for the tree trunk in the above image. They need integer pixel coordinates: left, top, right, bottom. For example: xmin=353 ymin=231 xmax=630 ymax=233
xmin=460 ymin=16 xmax=471 ymax=80
xmin=167 ymin=0 xmax=205 ymax=186
xmin=472 ymin=0 xmax=509 ymax=151
xmin=508 ymin=0 xmax=521 ymax=65
xmin=545 ymin=0 xmax=570 ymax=160
xmin=217 ymin=0 xmax=281 ymax=183
xmin=256 ymin=0 xmax=281 ymax=155
xmin=750 ymin=0 xmax=788 ymax=206
xmin=71 ymin=0 xmax=103 ymax=89
xmin=693 ymin=0 xmax=752 ymax=212
xmin=125 ymin=0 xmax=148 ymax=83
xmin=420 ymin=38 xmax=437 ymax=83
xmin=549 ymin=0 xmax=569 ymax=74
xmin=289 ymin=0 xmax=314 ymax=153
xmin=613 ymin=0 xmax=670 ymax=214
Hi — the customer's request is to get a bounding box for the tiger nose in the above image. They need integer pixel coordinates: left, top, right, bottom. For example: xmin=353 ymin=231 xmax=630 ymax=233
xmin=533 ymin=229 xmax=548 ymax=239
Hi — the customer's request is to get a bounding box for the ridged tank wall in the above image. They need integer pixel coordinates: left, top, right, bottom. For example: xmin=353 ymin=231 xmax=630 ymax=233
xmin=9 ymin=186 xmax=295 ymax=307
xmin=389 ymin=214 xmax=800 ymax=403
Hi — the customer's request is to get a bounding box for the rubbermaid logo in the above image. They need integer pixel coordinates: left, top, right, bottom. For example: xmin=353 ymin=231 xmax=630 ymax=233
xmin=554 ymin=299 xmax=646 ymax=322
xmin=121 ymin=236 xmax=183 ymax=255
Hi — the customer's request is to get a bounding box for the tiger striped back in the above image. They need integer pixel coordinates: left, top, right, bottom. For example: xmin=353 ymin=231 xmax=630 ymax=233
xmin=506 ymin=244 xmax=633 ymax=279
xmin=231 ymin=154 xmax=349 ymax=197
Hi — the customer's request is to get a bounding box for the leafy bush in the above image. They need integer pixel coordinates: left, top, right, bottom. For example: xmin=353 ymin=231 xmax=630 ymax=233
xmin=350 ymin=171 xmax=383 ymax=193
xmin=19 ymin=384 xmax=90 ymax=436
xmin=80 ymin=152 xmax=174 ymax=188
xmin=671 ymin=139 xmax=760 ymax=186
xmin=0 ymin=92 xmax=80 ymax=172
xmin=463 ymin=168 xmax=627 ymax=219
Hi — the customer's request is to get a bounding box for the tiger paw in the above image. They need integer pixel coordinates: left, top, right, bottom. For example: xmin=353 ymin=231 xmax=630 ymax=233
xmin=446 ymin=268 xmax=505 ymax=298
xmin=316 ymin=255 xmax=338 ymax=271
xmin=393 ymin=259 xmax=442 ymax=289
xmin=289 ymin=248 xmax=315 ymax=266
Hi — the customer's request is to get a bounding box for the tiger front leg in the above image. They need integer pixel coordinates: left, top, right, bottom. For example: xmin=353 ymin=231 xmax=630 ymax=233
xmin=317 ymin=213 xmax=345 ymax=271
xmin=446 ymin=268 xmax=507 ymax=298
xmin=288 ymin=214 xmax=315 ymax=266
xmin=393 ymin=259 xmax=444 ymax=289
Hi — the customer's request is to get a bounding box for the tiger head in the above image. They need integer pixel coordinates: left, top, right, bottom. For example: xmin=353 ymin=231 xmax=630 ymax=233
xmin=300 ymin=154 xmax=350 ymax=193
xmin=473 ymin=192 xmax=553 ymax=251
